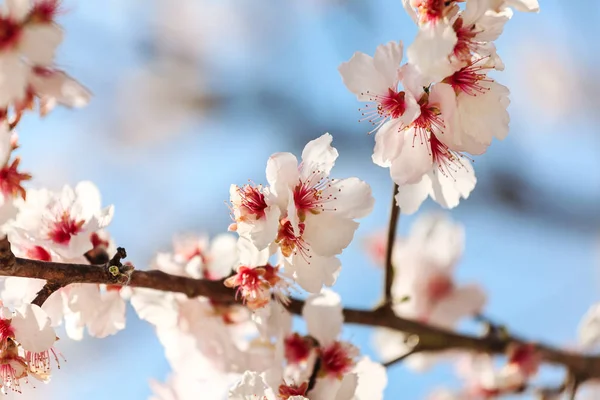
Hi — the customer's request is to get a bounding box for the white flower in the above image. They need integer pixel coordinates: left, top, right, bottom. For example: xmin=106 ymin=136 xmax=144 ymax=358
xmin=229 ymin=184 xmax=281 ymax=251
xmin=0 ymin=0 xmax=63 ymax=108
xmin=579 ymin=303 xmax=600 ymax=350
xmin=490 ymin=0 xmax=539 ymax=13
xmin=407 ymin=20 xmax=458 ymax=83
xmin=374 ymin=214 xmax=486 ymax=370
xmin=228 ymin=370 xmax=277 ymax=400
xmin=267 ymin=133 xmax=374 ymax=292
xmin=439 ymin=58 xmax=510 ymax=155
xmin=8 ymin=181 xmax=114 ymax=260
xmin=383 ymin=84 xmax=476 ymax=214
xmin=168 ymin=233 xmax=238 ymax=279
xmin=302 ymin=289 xmax=374 ymax=400
xmin=338 ymin=41 xmax=420 ymax=143
xmin=28 ymin=67 xmax=91 ymax=115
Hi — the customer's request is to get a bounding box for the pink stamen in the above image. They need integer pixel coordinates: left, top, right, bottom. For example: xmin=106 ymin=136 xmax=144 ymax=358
xmin=359 ymin=89 xmax=408 ymax=134
xmin=47 ymin=212 xmax=84 ymax=245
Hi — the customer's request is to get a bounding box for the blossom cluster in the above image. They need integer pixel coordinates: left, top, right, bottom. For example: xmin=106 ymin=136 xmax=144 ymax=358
xmin=339 ymin=0 xmax=539 ymax=214
xmin=227 ymin=133 xmax=374 ymax=302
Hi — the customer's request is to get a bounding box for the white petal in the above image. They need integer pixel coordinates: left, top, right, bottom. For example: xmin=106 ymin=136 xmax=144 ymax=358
xmin=407 ymin=21 xmax=458 ymax=83
xmin=309 ymin=376 xmax=343 ymax=400
xmin=390 ymin=132 xmax=434 ymax=185
xmin=579 ymin=303 xmax=600 ymax=349
xmin=207 ymin=234 xmax=239 ymax=278
xmin=240 ymin=205 xmax=280 ymax=251
xmin=303 ymin=289 xmax=343 ymax=346
xmin=228 ymin=371 xmax=275 ymax=400
xmin=5 ymin=0 xmax=31 ymax=21
xmin=395 ymin=176 xmax=432 ymax=215
xmin=303 ymin=213 xmax=358 ymax=257
xmin=505 ymin=0 xmax=539 ymax=12
xmin=322 ymin=177 xmax=374 ymax=219
xmin=266 ymin=152 xmax=299 ymax=205
xmin=300 ymin=133 xmax=339 ymax=179
xmin=372 ymin=119 xmax=405 ymax=167
xmin=0 ymin=54 xmax=28 ymax=107
xmin=12 ymin=304 xmax=56 ymax=352
xmin=409 ymin=213 xmax=465 ymax=268
xmin=130 ymin=288 xmax=178 ymax=328
xmin=334 ymin=373 xmax=359 ymax=400
xmin=338 ymin=52 xmax=391 ymax=102
xmin=429 ymin=161 xmax=476 ymax=209
xmin=86 ymin=290 xmax=126 ymax=338
xmin=373 ymin=41 xmax=403 ymax=87
xmin=237 ymin=237 xmax=270 ymax=266
xmin=428 ymin=285 xmax=486 ymax=327
xmin=30 ymin=69 xmax=92 ymax=109
xmin=20 ymin=24 xmax=63 ymax=65
xmin=288 ymin=255 xmax=341 ymax=293
xmin=353 ymin=356 xmax=387 ymax=400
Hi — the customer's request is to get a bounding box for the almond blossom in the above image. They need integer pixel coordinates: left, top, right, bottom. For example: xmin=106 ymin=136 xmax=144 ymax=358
xmin=338 ymin=41 xmax=420 ymax=142
xmin=373 ymin=213 xmax=485 ymax=370
xmin=390 ymin=84 xmax=477 ymax=214
xmin=265 ymin=133 xmax=374 ymax=292
xmin=0 ymin=123 xmax=29 ymax=228
xmin=7 ymin=181 xmax=114 ymax=260
xmin=0 ymin=304 xmax=59 ymax=393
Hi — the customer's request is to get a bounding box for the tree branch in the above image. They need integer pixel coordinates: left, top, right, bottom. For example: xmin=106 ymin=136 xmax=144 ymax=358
xmin=2 ymin=238 xmax=600 ymax=382
xmin=383 ymin=183 xmax=400 ymax=306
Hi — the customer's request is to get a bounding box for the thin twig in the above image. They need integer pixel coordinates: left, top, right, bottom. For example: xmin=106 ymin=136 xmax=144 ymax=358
xmin=31 ymin=281 xmax=65 ymax=307
xmin=383 ymin=183 xmax=400 ymax=305
xmin=383 ymin=348 xmax=418 ymax=368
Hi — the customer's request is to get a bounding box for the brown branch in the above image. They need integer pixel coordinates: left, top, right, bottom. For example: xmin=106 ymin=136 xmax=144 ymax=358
xmin=2 ymin=238 xmax=600 ymax=382
xmin=383 ymin=183 xmax=400 ymax=306
xmin=32 ymin=281 xmax=65 ymax=307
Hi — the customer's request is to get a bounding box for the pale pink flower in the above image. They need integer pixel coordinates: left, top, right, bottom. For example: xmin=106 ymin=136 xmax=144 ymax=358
xmin=267 ymin=133 xmax=374 ymax=292
xmin=0 ymin=304 xmax=59 ymax=392
xmin=0 ymin=0 xmax=63 ymax=108
xmin=302 ymin=290 xmax=363 ymax=398
xmin=229 ymin=184 xmax=280 ymax=251
xmin=386 ymin=84 xmax=476 ymax=214
xmin=374 ymin=213 xmax=485 ymax=370
xmin=27 ymin=67 xmax=91 ymax=115
xmin=338 ymin=41 xmax=420 ymax=149
xmin=170 ymin=233 xmax=238 ymax=279
xmin=456 ymin=353 xmax=533 ymax=397
xmin=439 ymin=58 xmax=510 ymax=155
xmin=8 ymin=181 xmax=114 ymax=260
xmin=579 ymin=303 xmax=600 ymax=350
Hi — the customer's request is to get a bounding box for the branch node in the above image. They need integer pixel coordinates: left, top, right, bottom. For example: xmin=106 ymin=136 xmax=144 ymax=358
xmin=105 ymin=248 xmax=134 ymax=285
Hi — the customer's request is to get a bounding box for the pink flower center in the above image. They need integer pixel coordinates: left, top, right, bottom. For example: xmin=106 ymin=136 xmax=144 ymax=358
xmin=425 ymin=273 xmax=454 ymax=303
xmin=48 ymin=212 xmax=85 ymax=245
xmin=25 ymin=246 xmax=52 ymax=262
xmin=278 ymin=382 xmax=308 ymax=399
xmin=444 ymin=59 xmax=493 ymax=96
xmin=293 ymin=174 xmax=338 ymax=221
xmin=411 ymin=100 xmax=445 ymax=147
xmin=0 ymin=18 xmax=21 ymax=51
xmin=284 ymin=333 xmax=313 ymax=364
xmin=453 ymin=17 xmax=479 ymax=61
xmin=359 ymin=89 xmax=408 ymax=133
xmin=319 ymin=341 xmax=356 ymax=379
xmin=508 ymin=344 xmax=540 ymax=377
xmin=224 ymin=266 xmax=271 ymax=309
xmin=414 ymin=0 xmax=447 ymax=23
xmin=237 ymin=185 xmax=268 ymax=219
xmin=0 ymin=158 xmax=31 ymax=200
xmin=276 ymin=219 xmax=309 ymax=260
xmin=0 ymin=320 xmax=14 ymax=342
xmin=429 ymin=133 xmax=469 ymax=180
xmin=29 ymin=0 xmax=62 ymax=24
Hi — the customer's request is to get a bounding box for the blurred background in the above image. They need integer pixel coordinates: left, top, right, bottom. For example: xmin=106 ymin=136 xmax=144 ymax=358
xmin=11 ymin=0 xmax=600 ymax=398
